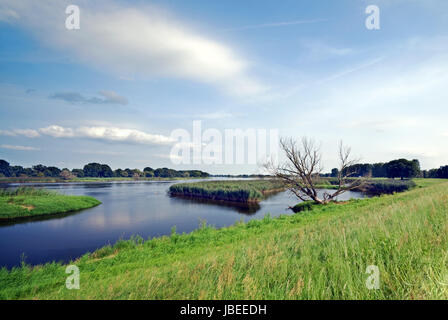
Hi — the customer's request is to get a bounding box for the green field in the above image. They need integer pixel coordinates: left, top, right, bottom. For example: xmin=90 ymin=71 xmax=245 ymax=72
xmin=0 ymin=187 xmax=101 ymax=220
xmin=1 ymin=179 xmax=447 ymax=299
xmin=169 ymin=179 xmax=285 ymax=203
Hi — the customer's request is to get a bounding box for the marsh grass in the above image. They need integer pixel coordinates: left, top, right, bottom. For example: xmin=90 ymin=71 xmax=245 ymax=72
xmin=169 ymin=179 xmax=285 ymax=203
xmin=326 ymin=178 xmax=416 ymax=194
xmin=0 ymin=187 xmax=101 ymax=220
xmin=1 ymin=179 xmax=447 ymax=299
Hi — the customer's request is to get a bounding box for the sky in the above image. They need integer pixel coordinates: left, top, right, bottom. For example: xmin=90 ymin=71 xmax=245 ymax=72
xmin=0 ymin=0 xmax=447 ymax=174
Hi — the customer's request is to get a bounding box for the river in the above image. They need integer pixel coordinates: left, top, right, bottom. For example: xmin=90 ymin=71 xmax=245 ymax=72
xmin=0 ymin=179 xmax=365 ymax=268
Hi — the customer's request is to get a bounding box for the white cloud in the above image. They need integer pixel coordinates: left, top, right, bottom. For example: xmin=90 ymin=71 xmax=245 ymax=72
xmin=50 ymin=90 xmax=128 ymax=105
xmin=0 ymin=129 xmax=40 ymax=138
xmin=98 ymin=91 xmax=128 ymax=105
xmin=0 ymin=0 xmax=266 ymax=96
xmin=0 ymin=144 xmax=39 ymax=151
xmin=39 ymin=125 xmax=175 ymax=145
xmin=39 ymin=125 xmax=75 ymax=138
xmin=2 ymin=124 xmax=175 ymax=146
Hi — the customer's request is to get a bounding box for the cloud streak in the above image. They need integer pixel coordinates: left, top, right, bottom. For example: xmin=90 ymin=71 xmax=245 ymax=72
xmin=0 ymin=129 xmax=40 ymax=138
xmin=0 ymin=144 xmax=39 ymax=151
xmin=1 ymin=125 xmax=175 ymax=146
xmin=0 ymin=0 xmax=266 ymax=96
xmin=50 ymin=91 xmax=128 ymax=105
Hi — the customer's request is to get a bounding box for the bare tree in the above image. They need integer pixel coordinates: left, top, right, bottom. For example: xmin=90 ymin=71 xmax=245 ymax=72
xmin=266 ymin=137 xmax=366 ymax=204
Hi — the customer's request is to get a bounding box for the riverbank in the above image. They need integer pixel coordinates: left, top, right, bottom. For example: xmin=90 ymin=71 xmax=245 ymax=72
xmin=1 ymin=179 xmax=447 ymax=299
xmin=0 ymin=187 xmax=101 ymax=220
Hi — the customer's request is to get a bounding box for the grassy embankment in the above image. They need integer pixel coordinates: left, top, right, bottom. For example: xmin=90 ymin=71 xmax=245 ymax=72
xmin=1 ymin=179 xmax=447 ymax=299
xmin=169 ymin=179 xmax=285 ymax=203
xmin=0 ymin=187 xmax=101 ymax=220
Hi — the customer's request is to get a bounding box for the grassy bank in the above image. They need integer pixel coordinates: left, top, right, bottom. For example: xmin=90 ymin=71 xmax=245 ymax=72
xmin=1 ymin=179 xmax=447 ymax=299
xmin=169 ymin=179 xmax=285 ymax=203
xmin=0 ymin=187 xmax=101 ymax=220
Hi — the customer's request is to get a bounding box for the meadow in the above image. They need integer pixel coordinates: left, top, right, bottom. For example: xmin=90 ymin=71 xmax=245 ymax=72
xmin=0 ymin=187 xmax=101 ymax=220
xmin=1 ymin=179 xmax=447 ymax=299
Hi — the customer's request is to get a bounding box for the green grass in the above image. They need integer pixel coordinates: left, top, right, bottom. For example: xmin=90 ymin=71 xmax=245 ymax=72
xmin=169 ymin=179 xmax=285 ymax=203
xmin=1 ymin=179 xmax=447 ymax=299
xmin=290 ymin=200 xmax=321 ymax=213
xmin=0 ymin=187 xmax=101 ymax=220
xmin=323 ymin=178 xmax=416 ymax=194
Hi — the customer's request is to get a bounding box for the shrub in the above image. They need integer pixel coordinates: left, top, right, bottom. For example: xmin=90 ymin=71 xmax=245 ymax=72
xmin=291 ymin=201 xmax=320 ymax=213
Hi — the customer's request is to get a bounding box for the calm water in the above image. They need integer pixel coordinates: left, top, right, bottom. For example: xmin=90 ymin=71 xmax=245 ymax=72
xmin=0 ymin=179 xmax=365 ymax=268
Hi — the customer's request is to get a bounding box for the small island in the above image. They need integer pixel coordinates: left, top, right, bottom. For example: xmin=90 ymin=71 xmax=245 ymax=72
xmin=0 ymin=187 xmax=101 ymax=220
xmin=169 ymin=180 xmax=285 ymax=203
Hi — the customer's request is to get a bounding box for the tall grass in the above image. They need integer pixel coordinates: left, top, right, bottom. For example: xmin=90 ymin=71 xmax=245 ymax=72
xmin=1 ymin=179 xmax=447 ymax=299
xmin=169 ymin=179 xmax=285 ymax=203
xmin=325 ymin=178 xmax=416 ymax=194
xmin=0 ymin=187 xmax=101 ymax=220
xmin=0 ymin=187 xmax=55 ymax=197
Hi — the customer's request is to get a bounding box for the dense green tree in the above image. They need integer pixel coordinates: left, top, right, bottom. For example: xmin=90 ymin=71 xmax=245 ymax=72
xmin=83 ymin=163 xmax=101 ymax=177
xmin=385 ymin=159 xmax=420 ymax=179
xmin=100 ymin=164 xmax=113 ymax=177
xmin=372 ymin=163 xmax=387 ymax=177
xmin=46 ymin=166 xmax=62 ymax=177
xmin=32 ymin=164 xmax=47 ymax=175
xmin=0 ymin=160 xmax=11 ymax=177
xmin=154 ymin=168 xmax=177 ymax=178
xmin=330 ymin=168 xmax=339 ymax=178
xmin=342 ymin=163 xmax=372 ymax=177
xmin=143 ymin=167 xmax=154 ymax=177
xmin=10 ymin=166 xmax=25 ymax=177
xmin=71 ymin=169 xmax=84 ymax=177
xmin=114 ymin=169 xmax=127 ymax=177
xmin=82 ymin=163 xmax=113 ymax=177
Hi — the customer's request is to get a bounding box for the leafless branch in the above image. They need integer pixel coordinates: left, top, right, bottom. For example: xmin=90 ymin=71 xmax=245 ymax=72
xmin=266 ymin=137 xmax=367 ymax=205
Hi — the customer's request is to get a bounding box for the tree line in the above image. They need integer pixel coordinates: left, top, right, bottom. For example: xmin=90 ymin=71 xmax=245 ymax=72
xmin=422 ymin=166 xmax=448 ymax=179
xmin=326 ymin=158 xmax=446 ymax=180
xmin=0 ymin=160 xmax=209 ymax=179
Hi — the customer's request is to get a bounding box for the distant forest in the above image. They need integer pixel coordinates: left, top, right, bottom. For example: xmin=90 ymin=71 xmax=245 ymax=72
xmin=0 ymin=158 xmax=447 ymax=180
xmin=326 ymin=158 xmax=448 ymax=179
xmin=0 ymin=160 xmax=210 ymax=179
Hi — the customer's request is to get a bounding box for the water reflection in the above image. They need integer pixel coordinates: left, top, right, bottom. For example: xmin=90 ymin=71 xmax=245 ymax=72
xmin=169 ymin=195 xmax=261 ymax=215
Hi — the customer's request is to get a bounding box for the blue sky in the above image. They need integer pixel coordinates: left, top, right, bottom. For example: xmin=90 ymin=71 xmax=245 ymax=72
xmin=0 ymin=0 xmax=447 ymax=174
